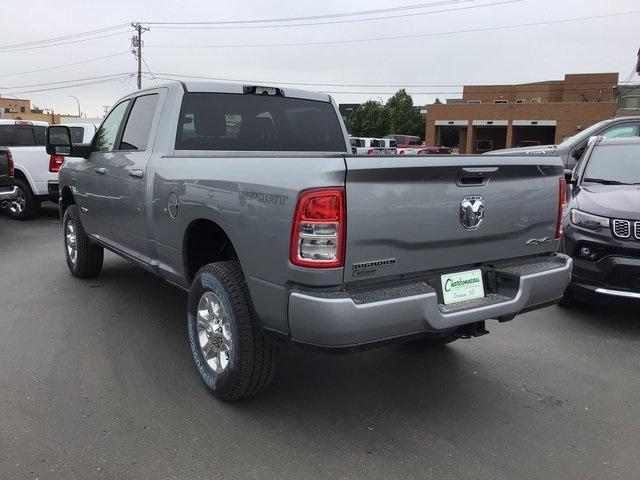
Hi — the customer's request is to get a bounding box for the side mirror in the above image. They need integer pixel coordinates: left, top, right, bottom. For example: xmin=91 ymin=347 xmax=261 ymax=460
xmin=46 ymin=126 xmax=71 ymax=156
xmin=46 ymin=125 xmax=92 ymax=159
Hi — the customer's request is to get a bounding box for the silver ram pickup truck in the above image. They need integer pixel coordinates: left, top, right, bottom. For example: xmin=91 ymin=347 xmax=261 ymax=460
xmin=47 ymin=80 xmax=572 ymax=400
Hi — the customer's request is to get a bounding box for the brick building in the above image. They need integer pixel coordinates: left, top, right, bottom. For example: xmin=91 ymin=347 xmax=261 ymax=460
xmin=425 ymin=73 xmax=619 ymax=153
xmin=0 ymin=97 xmax=60 ymax=123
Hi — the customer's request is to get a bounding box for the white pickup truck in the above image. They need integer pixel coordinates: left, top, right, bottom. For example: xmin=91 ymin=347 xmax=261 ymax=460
xmin=0 ymin=119 xmax=95 ymax=219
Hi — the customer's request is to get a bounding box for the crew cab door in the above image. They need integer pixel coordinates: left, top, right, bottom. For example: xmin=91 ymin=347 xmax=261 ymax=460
xmin=102 ymin=92 xmax=163 ymax=262
xmin=83 ymin=99 xmax=131 ymax=236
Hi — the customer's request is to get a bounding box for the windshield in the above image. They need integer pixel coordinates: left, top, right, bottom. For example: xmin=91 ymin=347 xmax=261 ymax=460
xmin=583 ymin=144 xmax=640 ymax=185
xmin=558 ymin=121 xmax=613 ymax=149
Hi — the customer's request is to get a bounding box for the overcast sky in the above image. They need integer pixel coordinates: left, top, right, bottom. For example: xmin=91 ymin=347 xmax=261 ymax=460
xmin=1 ymin=0 xmax=638 ymax=117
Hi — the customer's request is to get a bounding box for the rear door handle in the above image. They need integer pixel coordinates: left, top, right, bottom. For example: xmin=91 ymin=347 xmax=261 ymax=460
xmin=94 ymin=167 xmax=106 ymax=175
xmin=128 ymin=169 xmax=144 ymax=179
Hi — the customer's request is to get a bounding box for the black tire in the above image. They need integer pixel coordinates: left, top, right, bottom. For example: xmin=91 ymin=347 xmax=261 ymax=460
xmin=7 ymin=178 xmax=40 ymax=220
xmin=187 ymin=261 xmax=279 ymax=400
xmin=558 ymin=286 xmax=581 ymax=308
xmin=62 ymin=205 xmax=104 ymax=278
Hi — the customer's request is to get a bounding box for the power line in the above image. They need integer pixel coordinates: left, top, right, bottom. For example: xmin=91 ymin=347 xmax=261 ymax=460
xmin=141 ymin=55 xmax=159 ymax=86
xmin=142 ymin=0 xmax=485 ymax=25
xmin=0 ymin=31 xmax=131 ymax=53
xmin=0 ymin=52 xmax=130 ymax=78
xmin=0 ymin=73 xmax=135 ymax=91
xmin=0 ymin=24 xmax=129 ymax=50
xmin=147 ymin=10 xmax=640 ymax=49
xmin=4 ymin=75 xmax=135 ymax=96
xmin=148 ymin=0 xmax=522 ymax=30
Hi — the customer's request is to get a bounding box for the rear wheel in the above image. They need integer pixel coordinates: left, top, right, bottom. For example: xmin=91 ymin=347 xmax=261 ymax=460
xmin=7 ymin=178 xmax=40 ymax=220
xmin=63 ymin=205 xmax=104 ymax=278
xmin=187 ymin=261 xmax=279 ymax=400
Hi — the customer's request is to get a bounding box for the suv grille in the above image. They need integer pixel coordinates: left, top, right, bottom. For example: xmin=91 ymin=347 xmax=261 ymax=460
xmin=612 ymin=219 xmax=631 ymax=239
xmin=635 ymin=221 xmax=640 ymax=240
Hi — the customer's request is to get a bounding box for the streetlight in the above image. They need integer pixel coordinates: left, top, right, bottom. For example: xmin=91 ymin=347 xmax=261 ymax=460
xmin=67 ymin=95 xmax=81 ymax=117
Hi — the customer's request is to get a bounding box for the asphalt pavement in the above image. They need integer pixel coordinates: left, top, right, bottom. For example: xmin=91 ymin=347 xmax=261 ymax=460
xmin=1 ymin=205 xmax=639 ymax=480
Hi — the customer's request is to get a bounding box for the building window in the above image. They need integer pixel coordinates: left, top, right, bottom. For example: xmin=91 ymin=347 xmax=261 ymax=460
xmin=475 ymin=140 xmax=493 ymax=151
xmin=530 ymin=98 xmax=542 ymax=103
xmin=20 ymin=107 xmax=25 ymax=113
xmin=467 ymin=100 xmax=481 ymax=104
xmin=494 ymin=99 xmax=508 ymax=104
xmin=516 ymin=99 xmax=527 ymax=104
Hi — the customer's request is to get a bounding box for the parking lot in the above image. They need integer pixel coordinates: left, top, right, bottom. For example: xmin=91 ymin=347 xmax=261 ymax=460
xmin=0 ymin=205 xmax=637 ymax=479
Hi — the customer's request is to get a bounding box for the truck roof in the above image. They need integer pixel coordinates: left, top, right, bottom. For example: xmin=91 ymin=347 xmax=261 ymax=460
xmin=135 ymin=80 xmax=332 ymax=103
xmin=0 ymin=119 xmax=49 ymax=127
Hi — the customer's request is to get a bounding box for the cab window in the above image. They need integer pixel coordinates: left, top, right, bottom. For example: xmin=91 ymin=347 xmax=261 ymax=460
xmin=94 ymin=101 xmax=130 ymax=152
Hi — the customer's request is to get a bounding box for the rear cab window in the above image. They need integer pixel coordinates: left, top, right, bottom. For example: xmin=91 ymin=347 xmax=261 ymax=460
xmin=0 ymin=124 xmax=46 ymax=146
xmin=175 ymin=92 xmax=347 ymax=152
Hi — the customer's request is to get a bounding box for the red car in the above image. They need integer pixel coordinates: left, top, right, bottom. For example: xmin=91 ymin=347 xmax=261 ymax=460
xmin=384 ymin=134 xmax=452 ymax=154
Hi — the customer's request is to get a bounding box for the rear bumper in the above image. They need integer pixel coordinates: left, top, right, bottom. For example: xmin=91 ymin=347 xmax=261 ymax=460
xmin=0 ymin=185 xmax=18 ymax=202
xmin=288 ymin=254 xmax=572 ymax=348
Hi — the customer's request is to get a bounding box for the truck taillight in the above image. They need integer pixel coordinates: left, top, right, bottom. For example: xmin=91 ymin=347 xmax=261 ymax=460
xmin=7 ymin=150 xmax=14 ymax=177
xmin=49 ymin=155 xmax=65 ymax=173
xmin=555 ymin=179 xmax=568 ymax=238
xmin=290 ymin=188 xmax=345 ymax=268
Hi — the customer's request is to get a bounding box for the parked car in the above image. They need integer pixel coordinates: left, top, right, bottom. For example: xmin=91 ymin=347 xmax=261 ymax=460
xmin=0 ymin=119 xmax=95 ymax=219
xmin=384 ymin=134 xmax=451 ymax=155
xmin=49 ymin=81 xmax=571 ymax=400
xmin=0 ymin=147 xmax=17 ymax=208
xmin=385 ymin=134 xmax=422 ymax=148
xmin=561 ymin=136 xmax=640 ymax=306
xmin=486 ymin=116 xmax=640 ymax=171
xmin=350 ymin=137 xmax=393 ymax=155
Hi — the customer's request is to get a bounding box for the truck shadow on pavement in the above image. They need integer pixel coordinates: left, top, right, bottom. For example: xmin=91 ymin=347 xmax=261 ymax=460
xmin=555 ymin=302 xmax=640 ymax=339
xmin=94 ymin=254 xmax=505 ymax=415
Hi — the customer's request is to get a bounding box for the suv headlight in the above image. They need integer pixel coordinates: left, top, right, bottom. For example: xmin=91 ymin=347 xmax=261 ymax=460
xmin=570 ymin=209 xmax=610 ymax=230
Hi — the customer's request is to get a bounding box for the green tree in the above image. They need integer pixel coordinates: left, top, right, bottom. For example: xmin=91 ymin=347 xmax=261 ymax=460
xmin=347 ymin=101 xmax=390 ymax=138
xmin=385 ymin=89 xmax=425 ymax=139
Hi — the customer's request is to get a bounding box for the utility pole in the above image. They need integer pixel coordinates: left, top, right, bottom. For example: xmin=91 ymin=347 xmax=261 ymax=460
xmin=131 ymin=22 xmax=150 ymax=90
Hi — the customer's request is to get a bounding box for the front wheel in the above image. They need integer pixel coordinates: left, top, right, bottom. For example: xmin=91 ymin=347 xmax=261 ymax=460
xmin=187 ymin=261 xmax=279 ymax=400
xmin=7 ymin=178 xmax=40 ymax=220
xmin=62 ymin=205 xmax=104 ymax=278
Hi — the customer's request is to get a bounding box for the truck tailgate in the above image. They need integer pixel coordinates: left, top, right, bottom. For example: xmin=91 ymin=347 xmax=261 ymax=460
xmin=343 ymin=155 xmax=564 ymax=282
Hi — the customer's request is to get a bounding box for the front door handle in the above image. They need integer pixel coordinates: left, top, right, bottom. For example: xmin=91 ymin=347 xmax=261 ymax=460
xmin=128 ymin=169 xmax=144 ymax=179
xmin=94 ymin=167 xmax=106 ymax=175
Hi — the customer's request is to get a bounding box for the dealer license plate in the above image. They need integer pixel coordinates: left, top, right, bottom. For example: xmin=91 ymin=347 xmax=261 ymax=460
xmin=440 ymin=269 xmax=485 ymax=305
